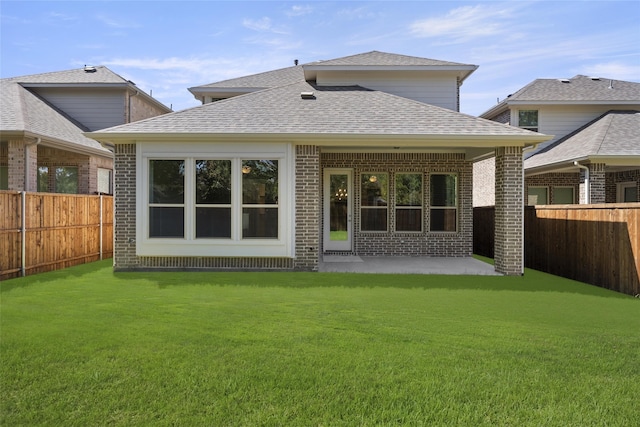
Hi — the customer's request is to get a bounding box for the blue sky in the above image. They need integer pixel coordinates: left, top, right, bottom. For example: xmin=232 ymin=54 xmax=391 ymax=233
xmin=2 ymin=1 xmax=639 ymax=116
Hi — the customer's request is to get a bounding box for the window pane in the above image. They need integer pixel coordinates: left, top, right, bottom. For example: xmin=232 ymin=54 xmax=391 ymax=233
xmin=0 ymin=165 xmax=7 ymax=190
xmin=196 ymin=160 xmax=231 ymax=204
xmin=519 ymin=110 xmax=538 ymax=127
xmin=396 ymin=209 xmax=422 ymax=232
xmin=396 ymin=174 xmax=422 ymax=206
xmin=242 ymin=160 xmax=278 ymax=204
xmin=553 ymin=187 xmax=574 ymax=204
xmin=97 ymin=168 xmax=112 ymax=194
xmin=361 ymin=173 xmax=388 ymax=206
xmin=38 ymin=166 xmax=49 ymax=192
xmin=430 ymin=174 xmax=457 ymax=207
xmin=55 ymin=167 xmax=78 ymax=194
xmin=242 ymin=208 xmax=278 ymax=238
xmin=430 ymin=209 xmax=457 ymax=232
xmin=196 ymin=207 xmax=231 ymax=238
xmin=150 ymin=207 xmax=184 ymax=237
xmin=528 ymin=187 xmax=548 ymax=205
xmin=150 ymin=160 xmax=184 ymax=204
xmin=361 ymin=209 xmax=387 ymax=231
xmin=624 ymin=186 xmax=637 ymax=202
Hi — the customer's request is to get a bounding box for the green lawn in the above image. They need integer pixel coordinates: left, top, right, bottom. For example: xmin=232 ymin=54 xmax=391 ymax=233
xmin=1 ymin=260 xmax=639 ymax=426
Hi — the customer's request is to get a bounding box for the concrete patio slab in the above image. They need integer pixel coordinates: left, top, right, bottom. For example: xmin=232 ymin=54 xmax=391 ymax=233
xmin=319 ymin=256 xmax=501 ymax=275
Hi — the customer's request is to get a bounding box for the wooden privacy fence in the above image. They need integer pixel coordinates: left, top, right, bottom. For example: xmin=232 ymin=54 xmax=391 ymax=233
xmin=0 ymin=191 xmax=113 ymax=281
xmin=474 ymin=204 xmax=640 ymax=296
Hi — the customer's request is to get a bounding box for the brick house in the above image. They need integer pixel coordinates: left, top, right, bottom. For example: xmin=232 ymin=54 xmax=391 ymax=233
xmin=89 ymin=51 xmax=551 ymax=275
xmin=1 ymin=66 xmax=171 ymax=194
xmin=474 ymin=75 xmax=640 ymax=206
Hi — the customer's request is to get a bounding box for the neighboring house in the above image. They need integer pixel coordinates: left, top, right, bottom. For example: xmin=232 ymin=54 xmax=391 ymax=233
xmin=89 ymin=51 xmax=551 ymax=275
xmin=0 ymin=66 xmax=171 ymax=194
xmin=474 ymin=75 xmax=640 ymax=206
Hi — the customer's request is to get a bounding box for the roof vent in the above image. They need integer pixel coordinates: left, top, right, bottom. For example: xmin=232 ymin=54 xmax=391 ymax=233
xmin=558 ymin=78 xmax=570 ymax=83
xmin=300 ymin=91 xmax=315 ymax=99
xmin=84 ymin=65 xmax=97 ymax=73
xmin=589 ymin=76 xmax=601 ymax=81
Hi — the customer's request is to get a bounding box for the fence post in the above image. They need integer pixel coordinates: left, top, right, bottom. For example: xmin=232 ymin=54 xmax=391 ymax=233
xmin=99 ymin=194 xmax=103 ymax=260
xmin=21 ymin=191 xmax=26 ymax=277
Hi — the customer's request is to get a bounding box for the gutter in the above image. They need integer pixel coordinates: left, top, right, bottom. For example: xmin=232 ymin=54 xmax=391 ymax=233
xmin=574 ymin=161 xmax=590 ymax=203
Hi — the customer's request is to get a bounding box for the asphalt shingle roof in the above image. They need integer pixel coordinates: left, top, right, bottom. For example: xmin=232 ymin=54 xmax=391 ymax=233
xmin=309 ymin=50 xmax=473 ymax=67
xmin=3 ymin=66 xmax=130 ymax=85
xmin=505 ymin=75 xmax=640 ymax=102
xmin=195 ymin=65 xmax=304 ymax=89
xmin=95 ymin=81 xmax=542 ymax=138
xmin=1 ymin=80 xmax=110 ymax=153
xmin=525 ymin=110 xmax=640 ymax=169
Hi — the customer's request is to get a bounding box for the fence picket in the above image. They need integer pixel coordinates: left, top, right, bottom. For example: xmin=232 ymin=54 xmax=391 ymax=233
xmin=0 ymin=191 xmax=113 ymax=281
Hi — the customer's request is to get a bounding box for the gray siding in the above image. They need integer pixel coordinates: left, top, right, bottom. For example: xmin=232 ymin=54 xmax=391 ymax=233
xmin=33 ymin=88 xmax=125 ymax=131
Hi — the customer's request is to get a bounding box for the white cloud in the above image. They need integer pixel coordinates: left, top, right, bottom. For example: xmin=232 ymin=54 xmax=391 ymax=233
xmin=96 ymin=14 xmax=141 ymax=29
xmin=409 ymin=5 xmax=514 ymax=42
xmin=336 ymin=6 xmax=377 ymax=20
xmin=242 ymin=17 xmax=288 ymax=34
xmin=286 ymin=5 xmax=313 ymax=17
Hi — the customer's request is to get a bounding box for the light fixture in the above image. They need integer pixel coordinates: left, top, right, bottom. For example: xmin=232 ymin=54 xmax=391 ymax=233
xmin=369 ymin=175 xmax=377 ymax=183
xmin=242 ymin=165 xmax=252 ymax=174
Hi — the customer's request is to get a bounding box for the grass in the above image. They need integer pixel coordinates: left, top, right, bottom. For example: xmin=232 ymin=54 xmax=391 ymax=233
xmin=1 ymin=260 xmax=639 ymax=426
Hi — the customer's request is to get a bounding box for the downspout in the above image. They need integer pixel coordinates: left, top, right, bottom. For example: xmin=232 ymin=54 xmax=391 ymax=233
xmin=574 ymin=161 xmax=590 ymax=204
xmin=21 ymin=190 xmax=26 ymax=277
xmin=24 ymin=137 xmax=41 ymax=192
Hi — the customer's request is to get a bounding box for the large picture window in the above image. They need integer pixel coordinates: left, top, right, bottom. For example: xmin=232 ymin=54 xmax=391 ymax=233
xmin=242 ymin=160 xmax=279 ymax=239
xmin=196 ymin=160 xmax=231 ymax=238
xmin=139 ymin=143 xmax=291 ymax=258
xmin=149 ymin=160 xmax=185 ymax=238
xmin=430 ymin=174 xmax=457 ymax=232
xmin=396 ymin=173 xmax=423 ymax=232
xmin=361 ymin=173 xmax=388 ymax=232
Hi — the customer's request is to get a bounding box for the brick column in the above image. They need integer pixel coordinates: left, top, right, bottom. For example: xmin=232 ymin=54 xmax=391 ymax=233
xmin=494 ymin=146 xmax=524 ymax=276
xmin=294 ymin=145 xmax=320 ymax=271
xmin=589 ymin=163 xmax=606 ymax=204
xmin=113 ymin=144 xmax=139 ymax=270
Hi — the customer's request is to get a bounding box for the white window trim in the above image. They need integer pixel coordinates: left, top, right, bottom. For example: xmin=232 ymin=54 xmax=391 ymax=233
xmin=617 ymin=181 xmax=637 ymax=203
xmin=136 ymin=142 xmax=294 ymax=258
xmin=517 ymin=109 xmax=539 ymax=132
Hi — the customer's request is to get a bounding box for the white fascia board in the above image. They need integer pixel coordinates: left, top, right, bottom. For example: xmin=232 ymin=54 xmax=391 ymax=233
xmin=16 ymin=130 xmax=113 ymax=158
xmin=588 ymin=155 xmax=640 ymax=166
xmin=505 ymin=100 xmax=640 ymax=106
xmin=303 ymin=65 xmax=478 ymax=83
xmin=88 ymin=132 xmax=553 ymax=148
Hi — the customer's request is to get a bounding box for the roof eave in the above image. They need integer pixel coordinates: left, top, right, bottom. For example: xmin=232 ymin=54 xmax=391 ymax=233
xmin=303 ymin=65 xmax=478 ymax=83
xmin=87 ymin=131 xmax=551 ymax=147
xmin=1 ymin=130 xmax=112 ymax=158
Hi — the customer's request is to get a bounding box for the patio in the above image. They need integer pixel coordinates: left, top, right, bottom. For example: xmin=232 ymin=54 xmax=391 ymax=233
xmin=319 ymin=256 xmax=501 ymax=275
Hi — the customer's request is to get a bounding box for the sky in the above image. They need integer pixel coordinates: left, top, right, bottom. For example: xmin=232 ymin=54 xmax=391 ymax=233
xmin=1 ymin=1 xmax=639 ymax=116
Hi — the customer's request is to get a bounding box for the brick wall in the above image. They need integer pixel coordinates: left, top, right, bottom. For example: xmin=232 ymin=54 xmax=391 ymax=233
xmin=295 ymin=145 xmax=320 ymax=271
xmin=127 ymin=93 xmax=170 ymax=123
xmin=494 ymin=146 xmax=523 ymax=275
xmin=36 ymin=146 xmax=112 ymax=194
xmin=113 ymin=144 xmax=139 ymax=270
xmin=321 ymin=152 xmax=473 ymax=257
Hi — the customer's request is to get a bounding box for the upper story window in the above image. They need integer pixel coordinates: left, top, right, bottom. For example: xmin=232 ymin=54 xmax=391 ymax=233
xmin=518 ymin=110 xmax=538 ymax=132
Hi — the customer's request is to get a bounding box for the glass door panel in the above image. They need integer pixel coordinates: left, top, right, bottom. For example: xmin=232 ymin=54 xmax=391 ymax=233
xmin=324 ymin=169 xmax=352 ymax=251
